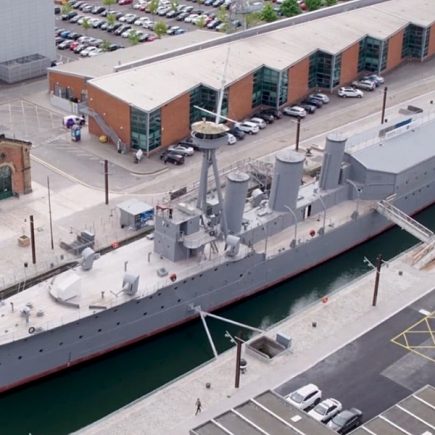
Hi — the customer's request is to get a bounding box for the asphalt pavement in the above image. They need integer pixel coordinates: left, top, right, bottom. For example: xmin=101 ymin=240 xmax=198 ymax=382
xmin=275 ymin=290 xmax=435 ymax=424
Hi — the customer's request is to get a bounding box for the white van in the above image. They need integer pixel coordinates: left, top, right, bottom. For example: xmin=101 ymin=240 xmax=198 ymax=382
xmin=63 ymin=115 xmax=85 ymax=128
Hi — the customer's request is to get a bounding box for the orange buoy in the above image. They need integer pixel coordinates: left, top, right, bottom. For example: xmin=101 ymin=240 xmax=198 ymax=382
xmin=309 ymin=229 xmax=316 ymax=237
xmin=111 ymin=241 xmax=119 ymax=249
xmin=322 ymin=296 xmax=329 ymax=304
xmin=170 ymin=273 xmax=177 ymax=282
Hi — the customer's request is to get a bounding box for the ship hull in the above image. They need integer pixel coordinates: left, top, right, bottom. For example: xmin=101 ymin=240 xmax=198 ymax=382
xmin=0 ymin=189 xmax=433 ymax=393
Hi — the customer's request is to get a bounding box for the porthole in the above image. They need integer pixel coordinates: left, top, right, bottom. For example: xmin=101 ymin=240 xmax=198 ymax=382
xmin=18 ymin=356 xmax=22 ymax=360
xmin=94 ymin=315 xmax=99 ymax=319
xmin=59 ymin=342 xmax=63 ymax=346
xmin=98 ymin=329 xmax=102 ymax=333
xmin=143 ymin=312 xmax=147 ymax=316
xmin=39 ymin=349 xmax=43 ymax=353
xmin=177 ymin=299 xmax=181 ymax=303
xmin=158 ymin=292 xmax=162 ymax=296
xmin=161 ymin=306 xmax=164 ymax=309
xmin=79 ymin=335 xmax=83 ymax=339
xmin=116 ymin=322 xmax=120 ymax=326
xmin=214 ymin=268 xmax=218 ymax=272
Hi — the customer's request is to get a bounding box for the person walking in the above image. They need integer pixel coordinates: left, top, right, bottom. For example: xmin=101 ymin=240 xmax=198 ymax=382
xmin=195 ymin=398 xmax=202 ymax=415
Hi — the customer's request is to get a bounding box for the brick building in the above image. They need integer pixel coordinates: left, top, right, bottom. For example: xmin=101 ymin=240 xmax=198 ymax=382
xmin=48 ymin=0 xmax=435 ymax=155
xmin=0 ymin=135 xmax=32 ymax=200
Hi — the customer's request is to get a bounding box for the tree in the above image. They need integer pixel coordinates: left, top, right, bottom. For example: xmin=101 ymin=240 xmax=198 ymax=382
xmin=304 ymin=0 xmax=322 ymax=10
xmin=100 ymin=40 xmax=112 ymax=52
xmin=154 ymin=21 xmax=168 ymax=38
xmin=106 ymin=12 xmax=116 ymax=26
xmin=148 ymin=0 xmax=159 ymax=14
xmin=245 ymin=11 xmax=261 ymax=28
xmin=169 ymin=0 xmax=179 ymax=11
xmin=82 ymin=17 xmax=91 ymax=34
xmin=259 ymin=2 xmax=278 ymax=22
xmin=61 ymin=3 xmax=72 ymax=14
xmin=128 ymin=29 xmax=141 ymax=45
xmin=102 ymin=0 xmax=116 ymax=6
xmin=217 ymin=6 xmax=230 ymax=32
xmin=279 ymin=0 xmax=301 ymax=17
xmin=323 ymin=0 xmax=337 ymax=5
xmin=196 ymin=15 xmax=206 ymax=29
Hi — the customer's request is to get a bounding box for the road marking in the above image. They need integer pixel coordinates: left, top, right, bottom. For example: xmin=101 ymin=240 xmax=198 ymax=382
xmin=379 ymin=415 xmax=412 ymax=434
xmin=232 ymin=409 xmax=271 ymax=435
xmin=396 ymin=404 xmax=435 ymax=430
xmin=413 ymin=394 xmax=435 ymax=410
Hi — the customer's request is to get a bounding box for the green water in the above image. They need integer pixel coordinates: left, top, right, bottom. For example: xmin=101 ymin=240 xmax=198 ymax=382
xmin=1 ymin=206 xmax=434 ymax=435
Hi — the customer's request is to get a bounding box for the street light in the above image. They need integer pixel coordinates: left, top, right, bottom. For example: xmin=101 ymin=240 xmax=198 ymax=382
xmin=283 ymin=205 xmax=298 ymax=247
xmin=347 ymin=179 xmax=362 ymax=218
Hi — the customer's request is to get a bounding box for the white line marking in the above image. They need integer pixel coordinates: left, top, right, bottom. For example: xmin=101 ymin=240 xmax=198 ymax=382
xmin=379 ymin=415 xmax=412 ymax=434
xmin=211 ymin=419 xmax=234 ymax=434
xmin=419 ymin=309 xmax=431 ymax=316
xmin=232 ymin=408 xmax=271 ymax=435
xmin=397 ymin=404 xmax=435 ymax=430
xmin=413 ymin=394 xmax=435 ymax=410
xmin=359 ymin=426 xmax=377 ymax=435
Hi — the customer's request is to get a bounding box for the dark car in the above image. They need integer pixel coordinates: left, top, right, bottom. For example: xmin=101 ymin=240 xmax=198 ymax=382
xmin=107 ymin=43 xmax=123 ymax=51
xmin=160 ymin=151 xmax=185 ymax=165
xmin=107 ymin=23 xmax=122 ymax=32
xmin=299 ymin=103 xmax=317 ymax=114
xmin=54 ymin=6 xmax=61 ymax=14
xmin=260 ymin=108 xmax=283 ymax=119
xmin=302 ymin=97 xmax=323 ymax=108
xmin=229 ymin=127 xmax=246 ymax=140
xmin=327 ymin=408 xmax=363 ymax=434
xmin=255 ymin=112 xmax=274 ymax=123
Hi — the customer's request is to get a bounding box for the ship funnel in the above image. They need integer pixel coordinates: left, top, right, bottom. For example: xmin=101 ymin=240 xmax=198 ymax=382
xmin=223 ymin=171 xmax=250 ymax=234
xmin=319 ymin=133 xmax=347 ymax=191
xmin=269 ymin=150 xmax=304 ymax=212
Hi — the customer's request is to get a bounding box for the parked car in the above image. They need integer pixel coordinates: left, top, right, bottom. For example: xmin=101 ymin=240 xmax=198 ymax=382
xmin=337 ymin=87 xmax=364 ymax=98
xmin=160 ymin=151 xmax=185 ymax=165
xmin=351 ymin=80 xmax=376 ymax=91
xmin=63 ymin=115 xmax=86 ymax=128
xmin=119 ymin=0 xmax=133 ymax=4
xmin=236 ymin=121 xmax=259 ymax=134
xmin=227 ymin=133 xmax=237 ymax=145
xmin=58 ymin=39 xmax=74 ymax=50
xmin=283 ymin=105 xmax=307 ymax=118
xmin=309 ymin=93 xmax=330 ymax=104
xmin=299 ymin=103 xmax=317 ymax=114
xmin=327 ymin=408 xmax=363 ymax=434
xmin=285 ymin=384 xmax=322 ymax=410
xmin=260 ymin=108 xmax=282 ymax=119
xmin=363 ymin=74 xmax=384 ymax=86
xmin=229 ymin=126 xmax=245 ymax=140
xmin=308 ymin=398 xmax=342 ymax=423
xmin=168 ymin=144 xmax=194 ymax=156
xmin=302 ymin=96 xmax=323 ymax=108
xmin=250 ymin=117 xmax=267 ymax=129
xmin=255 ymin=112 xmax=274 ymax=123
xmin=80 ymin=46 xmax=98 ymax=57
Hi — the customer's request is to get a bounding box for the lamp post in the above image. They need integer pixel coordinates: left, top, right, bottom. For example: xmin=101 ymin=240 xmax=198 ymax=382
xmin=283 ymin=205 xmax=298 ymax=245
xmin=363 ymin=255 xmax=384 ymax=306
xmin=295 ymin=117 xmax=301 ymax=152
xmin=347 ymin=179 xmax=361 ymax=217
xmin=381 ymin=86 xmax=388 ymax=124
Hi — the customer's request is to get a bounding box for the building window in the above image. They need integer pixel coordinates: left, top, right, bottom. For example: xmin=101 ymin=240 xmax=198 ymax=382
xmin=251 ymin=67 xmax=281 ymax=109
xmin=402 ymin=24 xmax=430 ymax=59
xmin=278 ymin=69 xmax=288 ymax=106
xmin=308 ymin=51 xmax=337 ymax=89
xmin=358 ymin=37 xmax=386 ymax=72
xmin=131 ymin=107 xmax=161 ymax=152
xmin=190 ymin=85 xmax=218 ymax=124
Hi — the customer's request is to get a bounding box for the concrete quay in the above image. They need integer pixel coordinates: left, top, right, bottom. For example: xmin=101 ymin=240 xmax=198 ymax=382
xmin=76 ymin=244 xmax=435 ymax=435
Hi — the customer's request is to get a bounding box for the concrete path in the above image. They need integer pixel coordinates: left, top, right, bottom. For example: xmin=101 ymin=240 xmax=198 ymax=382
xmin=76 ymin=246 xmax=435 ymax=435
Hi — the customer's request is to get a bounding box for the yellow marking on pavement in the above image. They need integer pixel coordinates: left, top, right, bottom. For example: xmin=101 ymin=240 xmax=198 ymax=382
xmin=391 ymin=312 xmax=435 ymax=363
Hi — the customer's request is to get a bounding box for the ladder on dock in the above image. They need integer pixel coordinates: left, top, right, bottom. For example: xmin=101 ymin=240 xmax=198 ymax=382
xmin=376 ymin=200 xmax=434 ymax=243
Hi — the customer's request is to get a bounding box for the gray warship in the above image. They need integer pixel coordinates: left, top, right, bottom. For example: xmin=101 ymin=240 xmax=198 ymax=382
xmin=0 ymin=112 xmax=434 ymax=393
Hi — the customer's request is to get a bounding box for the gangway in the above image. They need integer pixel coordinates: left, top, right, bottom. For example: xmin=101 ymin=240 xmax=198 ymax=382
xmin=376 ymin=200 xmax=434 ymax=243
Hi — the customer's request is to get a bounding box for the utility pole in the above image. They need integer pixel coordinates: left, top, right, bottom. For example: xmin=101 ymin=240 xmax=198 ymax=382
xmin=29 ymin=215 xmax=36 ymax=264
xmin=104 ymin=159 xmax=109 ymax=205
xmin=295 ymin=117 xmax=301 ymax=152
xmin=372 ymin=254 xmax=383 ymax=306
xmin=381 ymin=86 xmax=388 ymax=124
xmin=234 ymin=336 xmax=243 ymax=389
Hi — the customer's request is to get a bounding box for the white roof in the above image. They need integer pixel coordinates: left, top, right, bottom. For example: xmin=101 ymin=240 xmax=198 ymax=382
xmin=89 ymin=0 xmax=435 ymax=112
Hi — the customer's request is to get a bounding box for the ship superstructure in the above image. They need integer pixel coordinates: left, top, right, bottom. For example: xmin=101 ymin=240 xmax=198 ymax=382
xmin=0 ymin=113 xmax=434 ymax=393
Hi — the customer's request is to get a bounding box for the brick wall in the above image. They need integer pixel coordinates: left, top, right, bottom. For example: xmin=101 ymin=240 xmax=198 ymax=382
xmin=48 ymin=71 xmax=87 ymax=101
xmin=87 ymin=85 xmax=131 ymax=148
xmin=0 ymin=138 xmax=32 ymax=195
xmin=228 ymin=74 xmax=254 ymax=120
xmin=340 ymin=43 xmax=359 ymax=85
xmin=386 ymin=29 xmax=404 ymax=71
xmin=428 ymin=23 xmax=435 ymax=57
xmin=287 ymin=58 xmax=309 ymax=104
xmin=161 ymin=93 xmax=190 ymax=147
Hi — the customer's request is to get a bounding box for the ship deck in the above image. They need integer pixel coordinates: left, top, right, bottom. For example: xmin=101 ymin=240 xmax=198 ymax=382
xmin=0 ymin=198 xmax=373 ymax=345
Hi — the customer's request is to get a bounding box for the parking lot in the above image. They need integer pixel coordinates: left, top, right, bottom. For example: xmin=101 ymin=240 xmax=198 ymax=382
xmin=55 ymin=0 xmax=233 ymax=62
xmin=274 ymin=290 xmax=435 ymax=432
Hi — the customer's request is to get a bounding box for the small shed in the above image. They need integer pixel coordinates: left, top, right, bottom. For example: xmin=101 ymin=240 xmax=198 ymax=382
xmin=117 ymin=199 xmax=154 ymax=230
